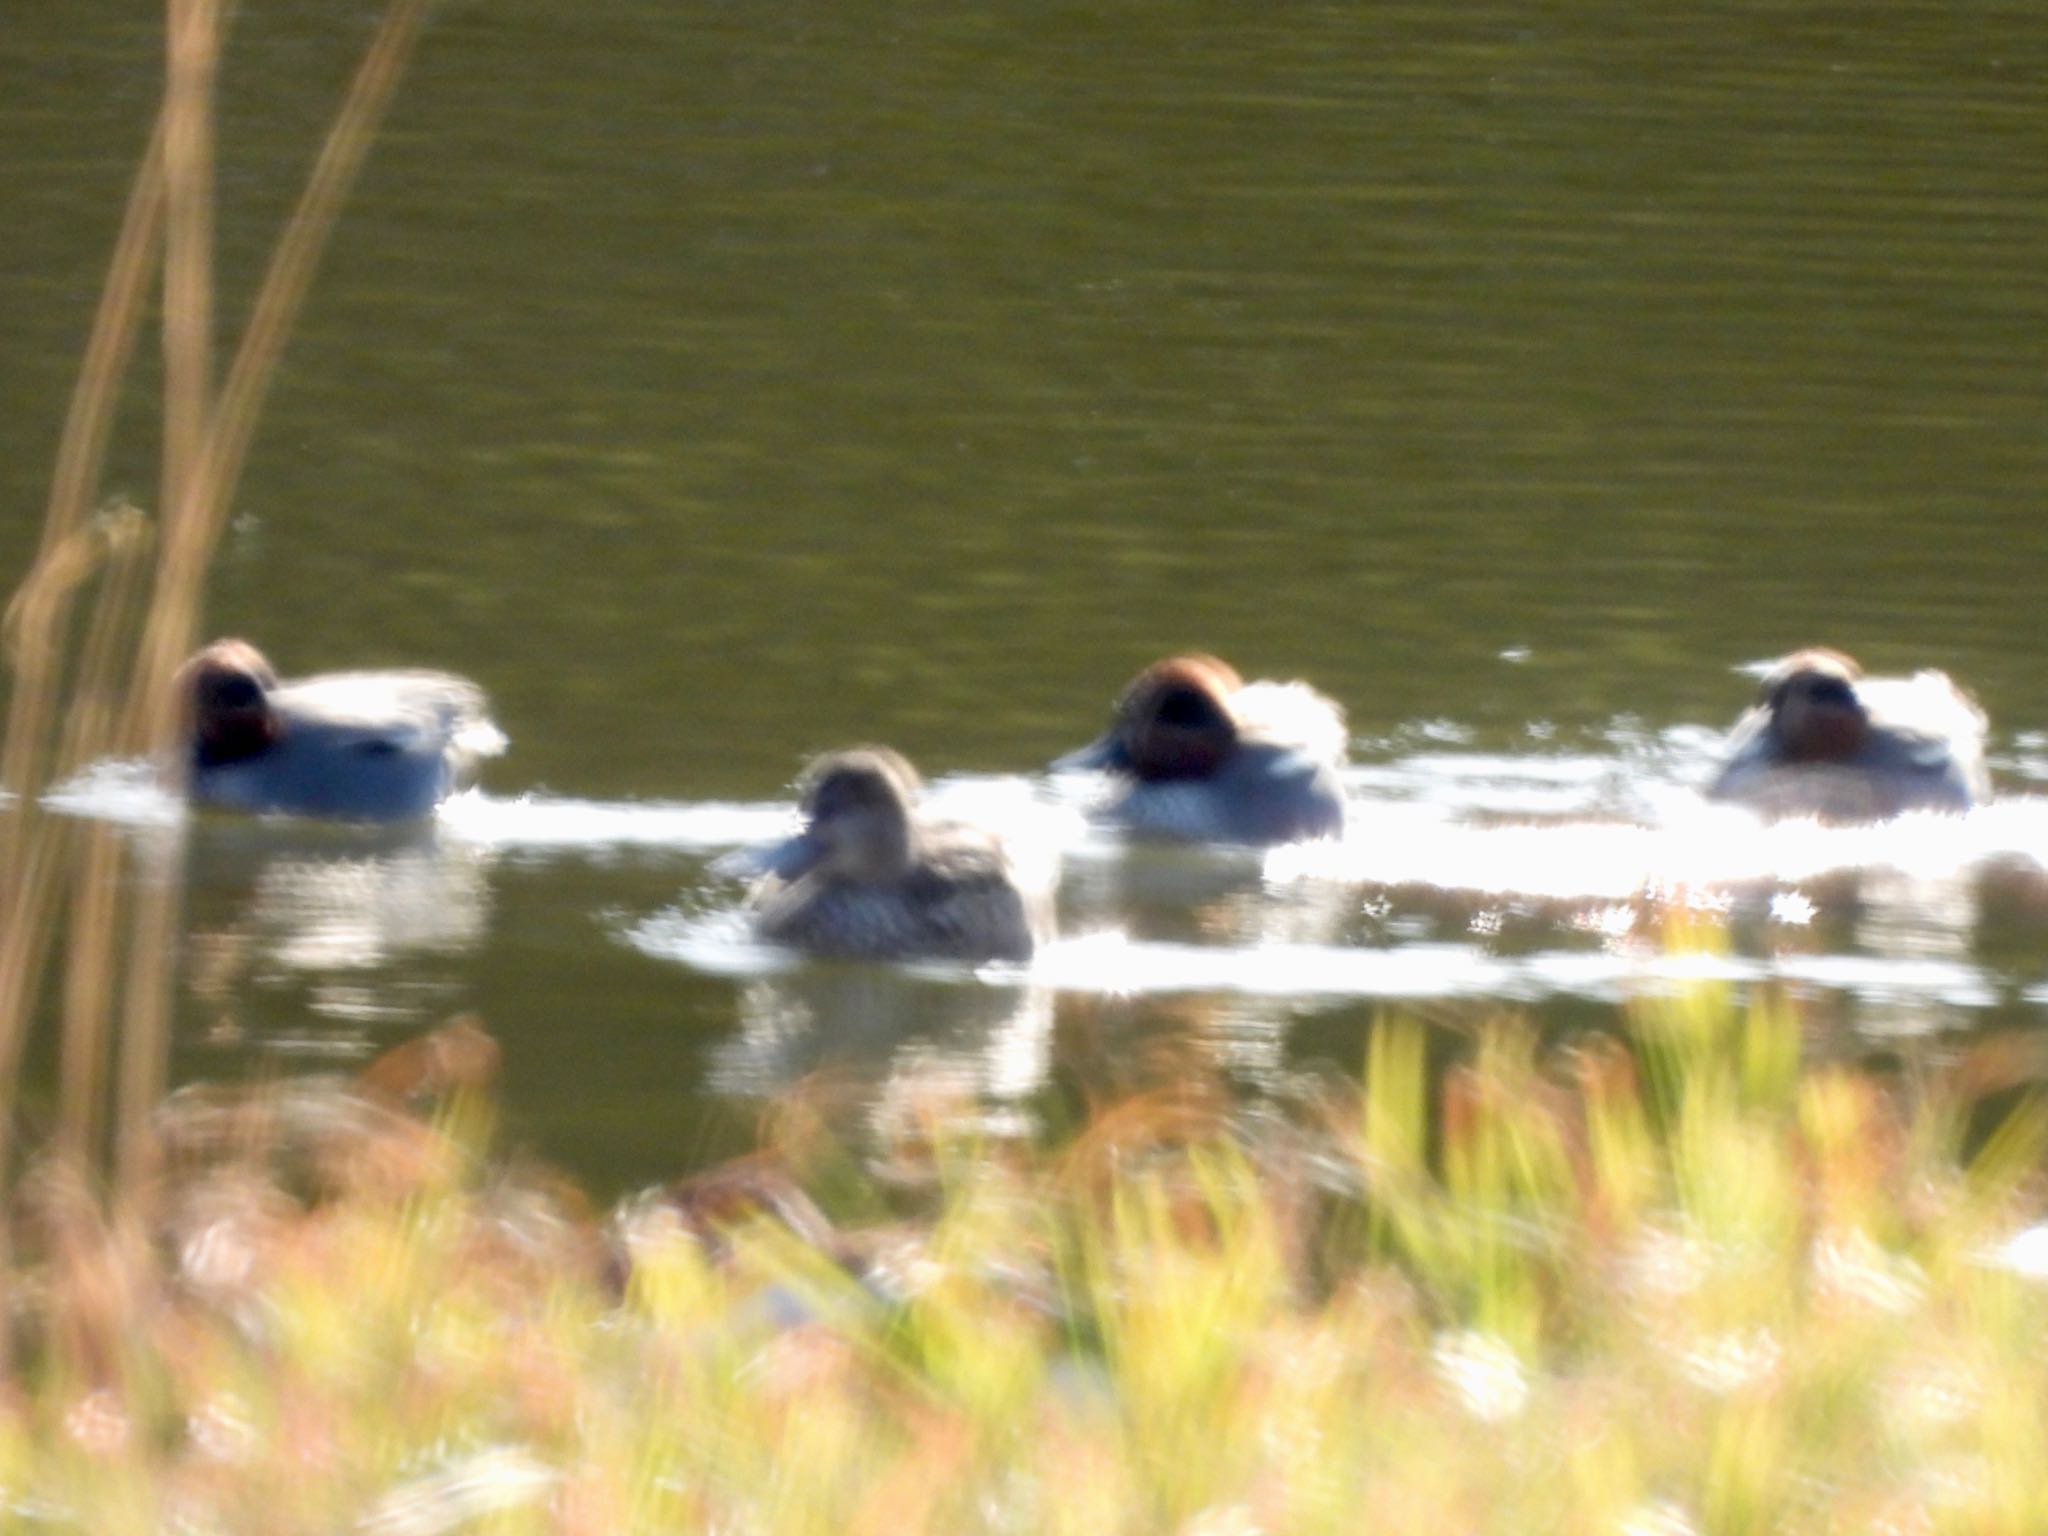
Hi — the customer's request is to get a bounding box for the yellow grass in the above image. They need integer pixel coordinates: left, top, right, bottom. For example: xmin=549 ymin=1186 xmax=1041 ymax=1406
xmin=0 ymin=994 xmax=2042 ymax=1534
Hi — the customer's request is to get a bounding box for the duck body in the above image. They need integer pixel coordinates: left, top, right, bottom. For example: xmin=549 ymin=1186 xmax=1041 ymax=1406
xmin=1706 ymin=648 xmax=1988 ymax=822
xmin=179 ymin=640 xmax=505 ymax=823
xmin=1053 ymin=655 xmax=1347 ymax=846
xmin=739 ymin=747 xmax=1049 ymax=963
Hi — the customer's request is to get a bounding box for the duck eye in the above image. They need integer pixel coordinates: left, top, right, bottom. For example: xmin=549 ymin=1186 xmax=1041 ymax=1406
xmin=207 ymin=673 xmax=265 ymax=712
xmin=1806 ymin=676 xmax=1857 ymax=708
xmin=810 ymin=773 xmax=873 ymax=819
xmin=1154 ymin=685 xmax=1219 ymax=729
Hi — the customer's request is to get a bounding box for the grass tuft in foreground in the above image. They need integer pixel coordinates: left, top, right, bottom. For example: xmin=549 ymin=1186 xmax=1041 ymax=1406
xmin=3 ymin=990 xmax=2046 ymax=1535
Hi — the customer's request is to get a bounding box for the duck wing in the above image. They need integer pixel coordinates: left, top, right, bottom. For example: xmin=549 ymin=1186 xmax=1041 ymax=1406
xmin=1854 ymin=671 xmax=1990 ymax=803
xmin=271 ymin=670 xmax=507 ymax=770
xmin=1703 ymin=704 xmax=1778 ymax=800
xmin=1233 ymin=679 xmax=1349 ymax=764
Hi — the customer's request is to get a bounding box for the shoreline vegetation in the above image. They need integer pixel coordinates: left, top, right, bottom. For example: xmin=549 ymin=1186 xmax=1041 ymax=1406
xmin=6 ymin=7 xmax=2048 ymax=1534
xmin=3 ymin=990 xmax=2046 ymax=1532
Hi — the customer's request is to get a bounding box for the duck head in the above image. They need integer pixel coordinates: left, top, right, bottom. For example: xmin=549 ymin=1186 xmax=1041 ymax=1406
xmin=755 ymin=746 xmax=924 ymax=883
xmin=1759 ymin=648 xmax=1870 ymax=763
xmin=178 ymin=638 xmax=282 ymax=767
xmin=1054 ymin=654 xmax=1244 ymax=782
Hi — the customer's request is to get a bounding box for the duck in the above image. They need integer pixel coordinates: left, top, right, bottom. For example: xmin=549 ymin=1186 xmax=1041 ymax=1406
xmin=1051 ymin=653 xmax=1348 ymax=845
xmin=733 ymin=746 xmax=1050 ymax=963
xmin=1705 ymin=647 xmax=1989 ymax=822
xmin=176 ymin=638 xmax=506 ymax=822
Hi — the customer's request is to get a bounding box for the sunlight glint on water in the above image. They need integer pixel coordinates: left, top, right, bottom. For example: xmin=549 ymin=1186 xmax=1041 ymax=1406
xmin=48 ymin=748 xmax=2048 ymax=1019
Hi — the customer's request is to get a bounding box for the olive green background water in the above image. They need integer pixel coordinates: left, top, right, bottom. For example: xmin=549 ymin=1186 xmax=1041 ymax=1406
xmin=6 ymin=1 xmax=2048 ymax=1188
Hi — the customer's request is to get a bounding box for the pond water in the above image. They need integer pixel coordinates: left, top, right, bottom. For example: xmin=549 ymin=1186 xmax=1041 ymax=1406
xmin=5 ymin=0 xmax=2048 ymax=1191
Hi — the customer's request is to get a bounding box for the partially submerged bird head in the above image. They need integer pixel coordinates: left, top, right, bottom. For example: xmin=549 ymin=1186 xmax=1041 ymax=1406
xmin=1757 ymin=648 xmax=1869 ymax=763
xmin=1054 ymin=653 xmax=1245 ymax=783
xmin=761 ymin=746 xmax=925 ymax=883
xmin=177 ymin=638 xmax=282 ymax=766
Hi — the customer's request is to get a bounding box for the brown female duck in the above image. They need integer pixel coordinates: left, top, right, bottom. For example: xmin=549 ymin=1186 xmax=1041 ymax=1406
xmin=737 ymin=746 xmax=1049 ymax=962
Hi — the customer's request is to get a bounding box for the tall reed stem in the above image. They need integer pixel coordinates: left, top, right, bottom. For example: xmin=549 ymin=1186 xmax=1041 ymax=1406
xmin=0 ymin=0 xmax=437 ymax=1229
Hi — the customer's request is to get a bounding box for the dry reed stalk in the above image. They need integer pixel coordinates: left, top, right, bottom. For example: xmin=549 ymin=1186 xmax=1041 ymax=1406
xmin=56 ymin=513 xmax=157 ymax=1163
xmin=58 ymin=827 xmax=124 ymax=1162
xmin=162 ymin=0 xmax=219 ymax=523
xmin=1 ymin=0 xmax=437 ymax=1238
xmin=108 ymin=0 xmax=224 ymax=1209
xmin=113 ymin=0 xmax=435 ymax=1200
xmin=54 ymin=509 xmax=153 ymax=783
xmin=0 ymin=118 xmax=167 ymax=829
xmin=0 ymin=167 xmax=169 ymax=1098
xmin=0 ymin=133 xmax=170 ymax=1170
xmin=127 ymin=0 xmax=435 ymax=758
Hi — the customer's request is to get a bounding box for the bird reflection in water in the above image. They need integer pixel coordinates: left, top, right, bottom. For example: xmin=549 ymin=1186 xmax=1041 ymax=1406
xmin=711 ymin=967 xmax=1055 ymax=1145
xmin=1059 ymin=835 xmax=1360 ymax=956
xmin=181 ymin=820 xmax=491 ymax=1045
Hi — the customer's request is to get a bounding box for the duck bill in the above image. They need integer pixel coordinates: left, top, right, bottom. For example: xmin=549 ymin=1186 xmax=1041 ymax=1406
xmin=716 ymin=828 xmax=826 ymax=881
xmin=1051 ymin=732 xmax=1130 ymax=774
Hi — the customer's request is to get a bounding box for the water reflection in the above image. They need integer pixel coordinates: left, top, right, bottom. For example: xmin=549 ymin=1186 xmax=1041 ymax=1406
xmin=714 ymin=969 xmax=1053 ymax=1133
xmin=1057 ymin=838 xmax=1356 ymax=949
xmin=58 ymin=747 xmax=2048 ymax=1042
xmin=625 ymin=768 xmax=2043 ymax=1031
xmin=43 ymin=738 xmax=2048 ymax=1187
xmin=1805 ymin=865 xmax=1986 ymax=1039
xmin=182 ymin=821 xmax=493 ymax=1045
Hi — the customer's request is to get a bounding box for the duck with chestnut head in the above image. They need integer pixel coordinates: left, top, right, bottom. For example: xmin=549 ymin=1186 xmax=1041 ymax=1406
xmin=734 ymin=746 xmax=1050 ymax=963
xmin=1051 ymin=653 xmax=1348 ymax=845
xmin=176 ymin=638 xmax=506 ymax=822
xmin=1705 ymin=647 xmax=1988 ymax=822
